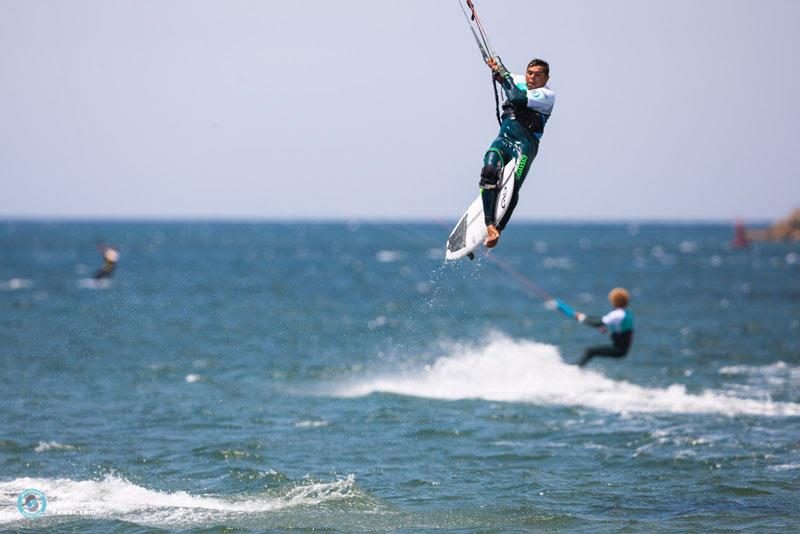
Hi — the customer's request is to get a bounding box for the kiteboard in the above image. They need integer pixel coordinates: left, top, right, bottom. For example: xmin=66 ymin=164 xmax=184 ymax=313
xmin=445 ymin=156 xmax=518 ymax=261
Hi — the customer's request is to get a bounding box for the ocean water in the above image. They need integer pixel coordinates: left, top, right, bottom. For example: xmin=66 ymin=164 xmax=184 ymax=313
xmin=1 ymin=221 xmax=799 ymax=533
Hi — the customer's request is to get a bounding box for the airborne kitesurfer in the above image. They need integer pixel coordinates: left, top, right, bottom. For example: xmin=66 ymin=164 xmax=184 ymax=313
xmin=480 ymin=57 xmax=555 ymax=248
xmin=557 ymin=288 xmax=634 ymax=367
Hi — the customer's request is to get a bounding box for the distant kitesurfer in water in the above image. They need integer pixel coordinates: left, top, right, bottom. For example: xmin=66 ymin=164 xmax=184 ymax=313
xmin=557 ymin=288 xmax=634 ymax=367
xmin=94 ymin=242 xmax=120 ymax=280
xmin=480 ymin=57 xmax=555 ymax=248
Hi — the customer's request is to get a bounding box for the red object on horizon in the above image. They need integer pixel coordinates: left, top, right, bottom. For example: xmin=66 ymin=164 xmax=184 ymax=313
xmin=732 ymin=220 xmax=749 ymax=248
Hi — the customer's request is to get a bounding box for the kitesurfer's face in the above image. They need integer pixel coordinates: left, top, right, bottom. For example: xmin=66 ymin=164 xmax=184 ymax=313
xmin=526 ymin=66 xmax=548 ymax=90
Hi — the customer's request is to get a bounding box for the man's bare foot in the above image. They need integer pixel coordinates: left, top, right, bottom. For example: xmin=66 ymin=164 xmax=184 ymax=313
xmin=485 ymin=224 xmax=500 ymax=248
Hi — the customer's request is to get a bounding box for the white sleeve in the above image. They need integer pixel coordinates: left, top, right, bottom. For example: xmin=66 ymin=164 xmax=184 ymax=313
xmin=511 ymin=74 xmax=526 ymax=87
xmin=601 ymin=309 xmax=626 ymax=329
xmin=527 ymin=87 xmax=555 ymax=114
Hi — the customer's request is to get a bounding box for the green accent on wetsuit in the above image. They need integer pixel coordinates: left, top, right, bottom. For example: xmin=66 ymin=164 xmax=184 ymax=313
xmin=515 ymin=154 xmax=528 ymax=179
xmin=481 ymin=117 xmax=539 ymax=228
xmin=618 ymin=310 xmax=634 ymax=333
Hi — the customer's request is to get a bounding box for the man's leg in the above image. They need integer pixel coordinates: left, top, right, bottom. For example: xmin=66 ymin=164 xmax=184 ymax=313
xmin=496 ymin=187 xmax=520 ymax=233
xmin=497 ymin=139 xmax=537 ymax=232
xmin=480 ymin=147 xmax=505 ymax=248
xmin=578 ymin=344 xmax=627 ymax=367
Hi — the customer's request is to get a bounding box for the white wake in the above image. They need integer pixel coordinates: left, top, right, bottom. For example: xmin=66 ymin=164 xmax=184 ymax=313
xmin=0 ymin=474 xmax=358 ymax=528
xmin=335 ymin=334 xmax=800 ymax=417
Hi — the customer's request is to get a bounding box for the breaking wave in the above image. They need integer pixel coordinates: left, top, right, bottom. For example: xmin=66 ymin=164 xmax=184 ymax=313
xmin=334 ymin=334 xmax=800 ymax=417
xmin=0 ymin=474 xmax=364 ymax=529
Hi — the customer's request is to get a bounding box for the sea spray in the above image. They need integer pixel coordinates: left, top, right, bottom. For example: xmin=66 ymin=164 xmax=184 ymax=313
xmin=335 ymin=333 xmax=800 ymax=417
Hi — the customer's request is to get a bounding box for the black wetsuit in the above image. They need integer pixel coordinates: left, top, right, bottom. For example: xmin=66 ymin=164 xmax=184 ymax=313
xmin=94 ymin=260 xmax=116 ymax=280
xmin=578 ymin=308 xmax=634 ymax=367
xmin=479 ymin=74 xmax=554 ymax=230
xmin=94 ymin=249 xmax=118 ymax=280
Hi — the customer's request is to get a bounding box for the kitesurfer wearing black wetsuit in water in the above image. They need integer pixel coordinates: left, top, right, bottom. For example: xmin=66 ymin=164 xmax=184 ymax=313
xmin=480 ymin=57 xmax=555 ymax=248
xmin=94 ymin=242 xmax=120 ymax=280
xmin=564 ymin=288 xmax=634 ymax=367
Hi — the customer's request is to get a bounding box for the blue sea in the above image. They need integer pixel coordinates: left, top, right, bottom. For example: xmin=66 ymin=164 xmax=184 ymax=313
xmin=1 ymin=221 xmax=799 ymax=532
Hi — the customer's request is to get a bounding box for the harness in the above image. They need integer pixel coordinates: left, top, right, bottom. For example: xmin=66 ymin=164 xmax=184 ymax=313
xmin=501 ymin=101 xmax=545 ymax=140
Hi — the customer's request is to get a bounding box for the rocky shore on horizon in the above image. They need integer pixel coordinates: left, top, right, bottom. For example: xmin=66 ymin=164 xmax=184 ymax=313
xmin=747 ymin=208 xmax=800 ymax=241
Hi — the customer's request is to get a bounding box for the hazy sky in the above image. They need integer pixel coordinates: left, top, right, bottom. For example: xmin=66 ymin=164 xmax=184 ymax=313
xmin=1 ymin=0 xmax=798 ymax=221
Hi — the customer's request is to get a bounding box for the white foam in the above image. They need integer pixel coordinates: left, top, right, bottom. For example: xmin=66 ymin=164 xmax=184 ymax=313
xmin=367 ymin=316 xmax=388 ymax=330
xmin=768 ymin=463 xmax=800 ymax=471
xmin=0 ymin=278 xmax=33 ymax=291
xmin=294 ymin=420 xmax=329 ymax=428
xmin=720 ymin=361 xmax=797 ymax=376
xmin=77 ymin=278 xmax=112 ymax=290
xmin=719 ymin=362 xmax=800 ymax=388
xmin=375 ymin=250 xmax=403 ymax=263
xmin=334 ymin=334 xmax=800 ymax=417
xmin=0 ymin=474 xmax=357 ymax=528
xmin=542 ymin=257 xmax=573 ymax=270
xmin=34 ymin=441 xmax=77 ymax=453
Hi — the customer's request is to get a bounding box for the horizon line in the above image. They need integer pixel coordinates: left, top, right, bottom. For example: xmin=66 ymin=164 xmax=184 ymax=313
xmin=0 ymin=215 xmax=772 ymax=226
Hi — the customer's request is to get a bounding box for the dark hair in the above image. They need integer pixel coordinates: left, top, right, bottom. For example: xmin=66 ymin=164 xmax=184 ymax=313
xmin=527 ymin=58 xmax=549 ymax=76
